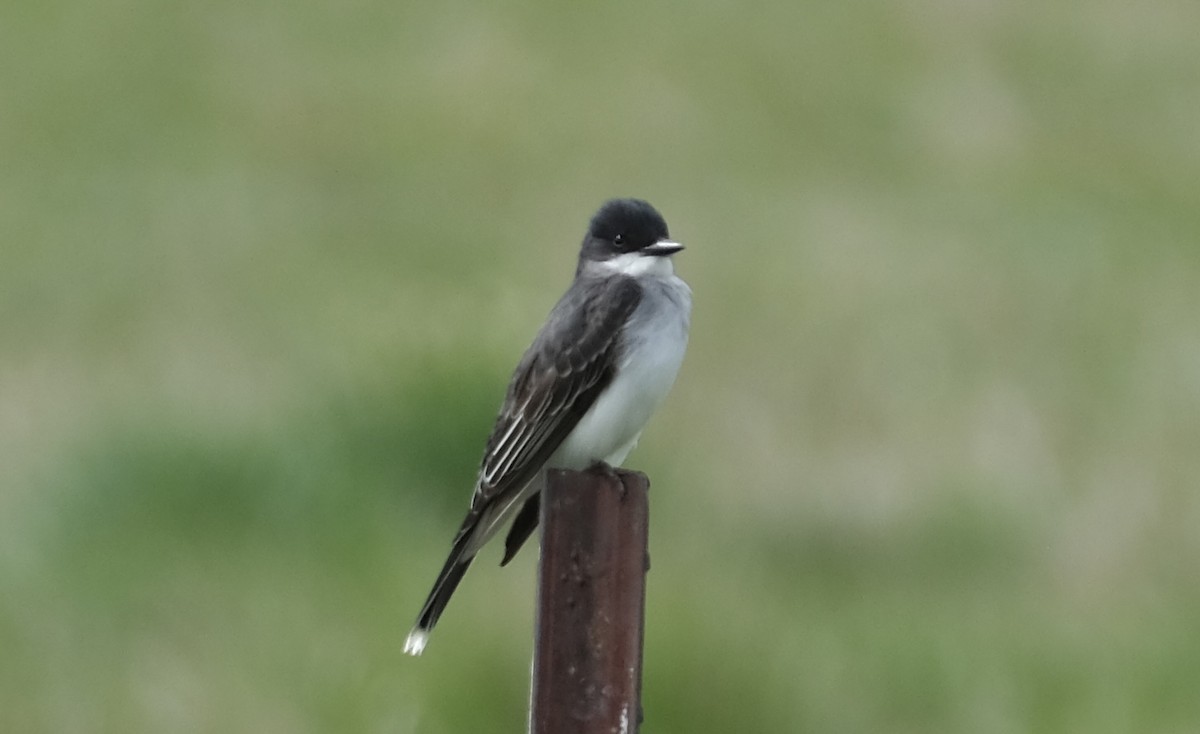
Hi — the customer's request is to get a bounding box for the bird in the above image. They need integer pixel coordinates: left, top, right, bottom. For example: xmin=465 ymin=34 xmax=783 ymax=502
xmin=403 ymin=198 xmax=692 ymax=656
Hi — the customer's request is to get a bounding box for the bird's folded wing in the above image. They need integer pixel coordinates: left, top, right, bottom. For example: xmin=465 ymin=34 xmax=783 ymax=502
xmin=461 ymin=276 xmax=642 ymax=539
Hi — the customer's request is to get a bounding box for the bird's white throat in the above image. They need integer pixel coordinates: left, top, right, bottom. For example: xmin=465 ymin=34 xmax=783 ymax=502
xmin=598 ymin=250 xmax=678 ymax=278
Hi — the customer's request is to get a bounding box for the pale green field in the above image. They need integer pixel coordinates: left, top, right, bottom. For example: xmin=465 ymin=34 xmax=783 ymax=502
xmin=3 ymin=1 xmax=1199 ymax=732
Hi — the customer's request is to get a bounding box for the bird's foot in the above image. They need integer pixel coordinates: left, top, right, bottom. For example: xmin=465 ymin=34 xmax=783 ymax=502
xmin=586 ymin=461 xmax=627 ymax=497
xmin=586 ymin=460 xmax=619 ymax=480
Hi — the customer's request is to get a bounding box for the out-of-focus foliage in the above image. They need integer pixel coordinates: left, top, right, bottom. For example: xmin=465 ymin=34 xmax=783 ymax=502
xmin=2 ymin=0 xmax=1198 ymax=731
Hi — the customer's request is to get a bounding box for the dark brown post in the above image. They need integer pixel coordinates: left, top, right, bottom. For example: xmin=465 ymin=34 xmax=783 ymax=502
xmin=531 ymin=468 xmax=649 ymax=734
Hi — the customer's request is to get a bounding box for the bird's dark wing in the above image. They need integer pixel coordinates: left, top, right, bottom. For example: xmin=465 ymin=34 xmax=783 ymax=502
xmin=500 ymin=493 xmax=539 ymax=566
xmin=405 ymin=275 xmax=641 ymax=646
xmin=472 ymin=275 xmax=642 ymax=515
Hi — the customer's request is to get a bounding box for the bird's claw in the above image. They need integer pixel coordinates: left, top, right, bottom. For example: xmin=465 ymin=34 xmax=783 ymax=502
xmin=586 ymin=461 xmax=627 ymax=497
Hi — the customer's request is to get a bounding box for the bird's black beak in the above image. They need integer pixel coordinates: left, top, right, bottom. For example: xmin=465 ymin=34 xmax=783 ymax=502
xmin=642 ymin=240 xmax=685 ymax=257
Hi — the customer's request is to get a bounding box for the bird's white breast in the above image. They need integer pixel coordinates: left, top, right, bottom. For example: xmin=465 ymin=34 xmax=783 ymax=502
xmin=549 ymin=273 xmax=691 ymax=469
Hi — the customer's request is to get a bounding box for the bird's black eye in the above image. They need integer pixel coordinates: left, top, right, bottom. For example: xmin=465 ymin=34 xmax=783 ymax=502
xmin=613 ymin=234 xmax=624 ymax=246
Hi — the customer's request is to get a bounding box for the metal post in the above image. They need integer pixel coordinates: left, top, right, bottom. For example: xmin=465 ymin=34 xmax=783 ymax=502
xmin=530 ymin=468 xmax=650 ymax=734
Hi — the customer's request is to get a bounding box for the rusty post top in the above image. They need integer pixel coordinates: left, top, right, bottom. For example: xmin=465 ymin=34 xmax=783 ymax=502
xmin=531 ymin=468 xmax=651 ymax=734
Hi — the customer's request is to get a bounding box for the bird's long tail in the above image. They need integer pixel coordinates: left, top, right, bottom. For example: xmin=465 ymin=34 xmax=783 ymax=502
xmin=404 ymin=482 xmax=539 ymax=655
xmin=404 ymin=538 xmax=474 ymax=655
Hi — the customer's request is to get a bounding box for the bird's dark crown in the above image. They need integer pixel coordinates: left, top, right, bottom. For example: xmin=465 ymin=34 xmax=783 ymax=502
xmin=586 ymin=198 xmax=670 ymax=254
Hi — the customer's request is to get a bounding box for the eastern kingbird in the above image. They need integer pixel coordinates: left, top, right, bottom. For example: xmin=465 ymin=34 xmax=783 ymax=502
xmin=403 ymin=198 xmax=691 ymax=655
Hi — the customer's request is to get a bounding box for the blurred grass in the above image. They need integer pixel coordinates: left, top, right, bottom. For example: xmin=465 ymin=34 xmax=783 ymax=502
xmin=3 ymin=0 xmax=1200 ymax=731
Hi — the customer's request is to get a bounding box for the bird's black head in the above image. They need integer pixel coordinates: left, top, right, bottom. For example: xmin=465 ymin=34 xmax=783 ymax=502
xmin=578 ymin=199 xmax=683 ymax=275
xmin=586 ymin=198 xmax=670 ymax=254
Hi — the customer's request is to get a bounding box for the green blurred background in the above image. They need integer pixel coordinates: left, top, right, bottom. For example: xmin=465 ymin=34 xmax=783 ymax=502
xmin=3 ymin=0 xmax=1199 ymax=731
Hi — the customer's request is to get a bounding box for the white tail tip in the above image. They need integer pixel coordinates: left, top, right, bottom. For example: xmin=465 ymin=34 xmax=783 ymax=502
xmin=403 ymin=629 xmax=429 ymax=656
